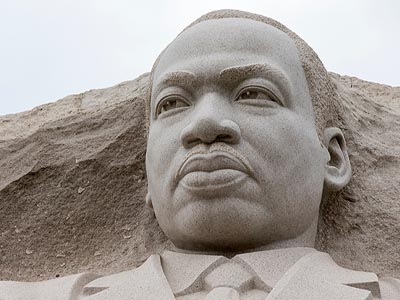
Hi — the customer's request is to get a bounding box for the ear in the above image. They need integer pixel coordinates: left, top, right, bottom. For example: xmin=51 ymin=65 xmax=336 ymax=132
xmin=323 ymin=127 xmax=352 ymax=191
xmin=145 ymin=192 xmax=153 ymax=209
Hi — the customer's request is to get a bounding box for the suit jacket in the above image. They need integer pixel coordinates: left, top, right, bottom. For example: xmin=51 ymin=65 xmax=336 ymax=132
xmin=0 ymin=248 xmax=399 ymax=300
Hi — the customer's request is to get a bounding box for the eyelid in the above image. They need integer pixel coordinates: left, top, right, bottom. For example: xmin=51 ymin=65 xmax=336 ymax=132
xmin=233 ymin=78 xmax=285 ymax=106
xmin=236 ymin=86 xmax=280 ymax=105
xmin=155 ymin=89 xmax=191 ymax=119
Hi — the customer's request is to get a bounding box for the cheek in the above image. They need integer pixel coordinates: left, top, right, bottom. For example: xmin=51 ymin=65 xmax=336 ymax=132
xmin=146 ymin=123 xmax=184 ymax=211
xmin=147 ymin=124 xmax=180 ymax=172
xmin=145 ymin=129 xmax=177 ymax=230
xmin=243 ymin=112 xmax=325 ymax=205
xmin=274 ymin=118 xmax=326 ymax=216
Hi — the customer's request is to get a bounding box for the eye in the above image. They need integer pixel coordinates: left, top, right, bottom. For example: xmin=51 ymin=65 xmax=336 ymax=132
xmin=235 ymin=86 xmax=279 ymax=104
xmin=156 ymin=96 xmax=190 ymax=117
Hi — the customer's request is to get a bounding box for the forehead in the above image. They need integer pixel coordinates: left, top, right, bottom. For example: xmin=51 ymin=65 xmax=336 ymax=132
xmin=152 ymin=18 xmax=314 ymax=119
xmin=155 ymin=18 xmax=298 ymax=76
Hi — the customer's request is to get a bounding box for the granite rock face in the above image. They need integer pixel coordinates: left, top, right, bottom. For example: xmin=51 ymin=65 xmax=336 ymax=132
xmin=0 ymin=72 xmax=399 ymax=280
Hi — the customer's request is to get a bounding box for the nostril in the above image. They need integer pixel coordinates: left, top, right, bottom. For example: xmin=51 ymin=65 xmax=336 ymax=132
xmin=217 ymin=134 xmax=230 ymax=139
xmin=220 ymin=120 xmax=241 ymax=144
xmin=216 ymin=134 xmax=232 ymax=142
xmin=182 ymin=134 xmax=202 ymax=149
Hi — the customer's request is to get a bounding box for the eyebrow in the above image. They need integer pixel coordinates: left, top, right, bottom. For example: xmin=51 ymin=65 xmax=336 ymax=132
xmin=219 ymin=63 xmax=292 ymax=100
xmin=154 ymin=63 xmax=292 ymax=101
xmin=154 ymin=71 xmax=197 ymax=96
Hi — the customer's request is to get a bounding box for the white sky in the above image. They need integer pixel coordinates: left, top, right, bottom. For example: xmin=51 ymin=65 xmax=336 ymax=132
xmin=1 ymin=0 xmax=399 ymax=116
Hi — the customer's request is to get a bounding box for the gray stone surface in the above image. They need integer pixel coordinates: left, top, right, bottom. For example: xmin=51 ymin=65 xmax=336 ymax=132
xmin=147 ymin=17 xmax=336 ymax=253
xmin=0 ymin=8 xmax=399 ymax=299
xmin=0 ymin=248 xmax=397 ymax=299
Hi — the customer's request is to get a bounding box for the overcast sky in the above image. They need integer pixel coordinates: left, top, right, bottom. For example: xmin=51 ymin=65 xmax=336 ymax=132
xmin=1 ymin=0 xmax=399 ymax=116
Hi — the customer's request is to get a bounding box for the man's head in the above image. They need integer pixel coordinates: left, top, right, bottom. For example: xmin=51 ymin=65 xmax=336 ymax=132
xmin=145 ymin=10 xmax=351 ymax=253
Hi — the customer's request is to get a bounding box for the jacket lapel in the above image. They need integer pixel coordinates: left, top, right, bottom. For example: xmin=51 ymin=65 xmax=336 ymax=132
xmin=266 ymin=251 xmax=379 ymax=300
xmin=80 ymin=250 xmax=381 ymax=300
xmin=81 ymin=254 xmax=175 ymax=300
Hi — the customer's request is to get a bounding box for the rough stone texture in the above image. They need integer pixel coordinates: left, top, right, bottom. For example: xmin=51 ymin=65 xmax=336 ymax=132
xmin=0 ymin=73 xmax=170 ymax=281
xmin=317 ymin=73 xmax=400 ymax=279
xmin=0 ymin=72 xmax=399 ymax=281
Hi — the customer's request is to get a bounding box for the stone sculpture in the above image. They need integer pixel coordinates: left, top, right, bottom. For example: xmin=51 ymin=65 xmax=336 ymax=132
xmin=1 ymin=9 xmax=399 ymax=300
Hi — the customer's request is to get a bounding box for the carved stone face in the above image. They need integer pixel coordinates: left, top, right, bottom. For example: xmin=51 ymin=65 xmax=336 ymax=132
xmin=146 ymin=18 xmax=330 ymax=252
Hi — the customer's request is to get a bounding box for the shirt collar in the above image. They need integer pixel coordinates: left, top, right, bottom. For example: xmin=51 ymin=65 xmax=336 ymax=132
xmin=160 ymin=247 xmax=316 ymax=294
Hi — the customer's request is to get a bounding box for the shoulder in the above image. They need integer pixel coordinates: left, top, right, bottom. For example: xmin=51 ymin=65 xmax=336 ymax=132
xmin=0 ymin=255 xmax=165 ymax=300
xmin=379 ymin=277 xmax=400 ymax=300
xmin=307 ymin=251 xmax=399 ymax=299
xmin=0 ymin=273 xmax=99 ymax=300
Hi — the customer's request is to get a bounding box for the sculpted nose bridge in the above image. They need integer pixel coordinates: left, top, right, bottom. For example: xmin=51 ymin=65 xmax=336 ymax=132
xmin=180 ymin=93 xmax=241 ymax=148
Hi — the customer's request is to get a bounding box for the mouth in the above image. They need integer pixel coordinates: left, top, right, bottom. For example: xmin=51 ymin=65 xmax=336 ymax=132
xmin=175 ymin=144 xmax=254 ymax=192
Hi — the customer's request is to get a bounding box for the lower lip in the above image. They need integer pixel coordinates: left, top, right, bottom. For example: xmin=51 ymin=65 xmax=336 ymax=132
xmin=179 ymin=169 xmax=248 ymax=193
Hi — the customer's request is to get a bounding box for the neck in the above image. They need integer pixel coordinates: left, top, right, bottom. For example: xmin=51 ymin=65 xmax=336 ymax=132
xmin=170 ymin=220 xmax=318 ymax=257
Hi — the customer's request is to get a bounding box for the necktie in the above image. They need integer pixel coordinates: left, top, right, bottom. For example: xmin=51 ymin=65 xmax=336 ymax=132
xmin=203 ymin=262 xmax=267 ymax=300
xmin=204 ymin=286 xmax=240 ymax=300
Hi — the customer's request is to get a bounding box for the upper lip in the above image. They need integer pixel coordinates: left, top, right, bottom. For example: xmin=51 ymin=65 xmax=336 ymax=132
xmin=176 ymin=144 xmax=254 ymax=182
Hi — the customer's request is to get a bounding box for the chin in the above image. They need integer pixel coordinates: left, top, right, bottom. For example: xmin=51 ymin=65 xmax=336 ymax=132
xmin=170 ymin=199 xmax=275 ymax=250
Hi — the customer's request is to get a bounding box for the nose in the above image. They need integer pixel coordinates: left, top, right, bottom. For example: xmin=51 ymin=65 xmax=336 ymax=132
xmin=181 ymin=118 xmax=241 ymax=148
xmin=180 ymin=93 xmax=242 ymax=149
xmin=180 ymin=117 xmax=241 ymax=149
